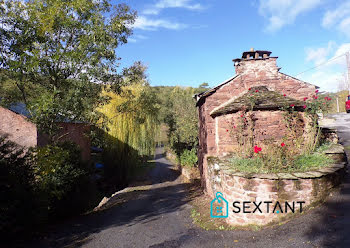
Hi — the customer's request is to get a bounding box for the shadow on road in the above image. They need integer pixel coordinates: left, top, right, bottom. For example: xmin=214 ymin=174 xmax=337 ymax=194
xmin=304 ymin=115 xmax=350 ymax=247
xmin=24 ymin=150 xmax=197 ymax=248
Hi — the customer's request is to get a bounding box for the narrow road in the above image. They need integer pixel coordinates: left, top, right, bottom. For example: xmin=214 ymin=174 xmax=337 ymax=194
xmin=27 ymin=123 xmax=350 ymax=248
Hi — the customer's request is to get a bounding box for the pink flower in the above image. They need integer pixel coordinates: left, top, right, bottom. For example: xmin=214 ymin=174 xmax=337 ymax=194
xmin=226 ymin=129 xmax=229 ymax=132
xmin=313 ymin=95 xmax=318 ymax=99
xmin=315 ymin=90 xmax=319 ymax=93
xmin=254 ymin=146 xmax=262 ymax=153
xmin=283 ymin=94 xmax=287 ymax=97
xmin=303 ymin=97 xmax=308 ymax=101
xmin=248 ymin=88 xmax=251 ymax=91
xmin=303 ymin=105 xmax=307 ymax=109
xmin=240 ymin=114 xmax=244 ymax=117
xmin=290 ymin=104 xmax=295 ymax=107
xmin=233 ymin=125 xmax=236 ymax=128
xmin=281 ymin=142 xmax=286 ymax=147
xmin=255 ymin=90 xmax=259 ymax=93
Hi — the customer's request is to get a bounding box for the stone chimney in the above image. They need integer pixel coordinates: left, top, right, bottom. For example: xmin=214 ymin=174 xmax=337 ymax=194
xmin=232 ymin=49 xmax=279 ymax=76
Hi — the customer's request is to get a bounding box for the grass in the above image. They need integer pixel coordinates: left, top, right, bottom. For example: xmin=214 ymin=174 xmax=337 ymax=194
xmin=226 ymin=143 xmax=334 ymax=174
xmin=293 ymin=153 xmax=333 ymax=171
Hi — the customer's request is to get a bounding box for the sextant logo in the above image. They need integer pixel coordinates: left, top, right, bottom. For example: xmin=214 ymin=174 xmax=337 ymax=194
xmin=210 ymin=192 xmax=305 ymax=218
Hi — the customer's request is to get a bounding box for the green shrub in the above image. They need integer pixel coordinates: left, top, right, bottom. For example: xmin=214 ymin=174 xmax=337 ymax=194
xmin=0 ymin=135 xmax=38 ymax=236
xmin=33 ymin=142 xmax=85 ymax=199
xmin=32 ymin=141 xmax=93 ymax=217
xmin=179 ymin=148 xmax=198 ymax=167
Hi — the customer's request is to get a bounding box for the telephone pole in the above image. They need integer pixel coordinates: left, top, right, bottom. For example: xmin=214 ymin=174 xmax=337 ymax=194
xmin=346 ymin=52 xmax=350 ymax=95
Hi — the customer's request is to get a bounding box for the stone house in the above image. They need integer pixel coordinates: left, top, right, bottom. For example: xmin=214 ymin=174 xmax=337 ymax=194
xmin=0 ymin=105 xmax=91 ymax=162
xmin=194 ymin=50 xmax=318 ymax=195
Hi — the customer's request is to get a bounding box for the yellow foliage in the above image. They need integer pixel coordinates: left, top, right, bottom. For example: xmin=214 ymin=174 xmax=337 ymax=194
xmin=97 ymin=84 xmax=158 ymax=157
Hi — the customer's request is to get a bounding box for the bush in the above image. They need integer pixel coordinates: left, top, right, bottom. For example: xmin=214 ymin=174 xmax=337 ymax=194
xmin=179 ymin=148 xmax=198 ymax=167
xmin=32 ymin=141 xmax=94 ymax=217
xmin=0 ymin=135 xmax=38 ymax=236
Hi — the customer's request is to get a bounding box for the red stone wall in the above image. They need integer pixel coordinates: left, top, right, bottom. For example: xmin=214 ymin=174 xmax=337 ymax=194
xmin=216 ymin=111 xmax=308 ymax=155
xmin=0 ymin=107 xmax=37 ymax=148
xmin=197 ymin=57 xmax=317 ymax=193
xmin=207 ymin=158 xmax=345 ymax=226
xmin=203 ymin=72 xmax=316 ymax=157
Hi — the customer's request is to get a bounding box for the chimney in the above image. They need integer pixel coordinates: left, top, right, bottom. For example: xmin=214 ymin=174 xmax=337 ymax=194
xmin=232 ymin=50 xmax=277 ymax=75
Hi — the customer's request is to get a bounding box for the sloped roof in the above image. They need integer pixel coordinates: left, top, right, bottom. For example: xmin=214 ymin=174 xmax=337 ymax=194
xmin=195 ymin=72 xmax=319 ymax=106
xmin=210 ymin=86 xmax=306 ymax=117
xmin=194 ymin=75 xmax=240 ymax=106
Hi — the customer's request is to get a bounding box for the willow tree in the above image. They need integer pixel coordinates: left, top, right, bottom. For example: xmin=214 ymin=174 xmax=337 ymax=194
xmin=97 ymin=75 xmax=159 ymax=187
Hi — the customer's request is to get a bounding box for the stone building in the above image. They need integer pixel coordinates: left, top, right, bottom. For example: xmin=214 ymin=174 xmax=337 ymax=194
xmin=0 ymin=105 xmax=91 ymax=162
xmin=194 ymin=50 xmax=318 ymax=195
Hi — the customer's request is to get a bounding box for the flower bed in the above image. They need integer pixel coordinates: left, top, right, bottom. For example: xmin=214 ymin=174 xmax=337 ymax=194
xmin=206 ymin=143 xmax=346 ymax=226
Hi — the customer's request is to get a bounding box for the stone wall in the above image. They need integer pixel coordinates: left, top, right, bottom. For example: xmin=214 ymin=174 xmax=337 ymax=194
xmin=0 ymin=106 xmax=37 ymax=148
xmin=201 ymin=64 xmax=316 ymax=158
xmin=197 ymin=55 xmax=317 ymax=192
xmin=207 ymin=155 xmax=346 ymax=226
xmin=215 ymin=111 xmax=309 ymax=155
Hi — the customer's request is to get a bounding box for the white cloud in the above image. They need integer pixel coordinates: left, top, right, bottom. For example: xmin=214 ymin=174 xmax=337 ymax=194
xmin=258 ymin=0 xmax=322 ymax=32
xmin=322 ymin=1 xmax=350 ymax=37
xmin=305 ymin=41 xmax=336 ymax=65
xmin=302 ymin=71 xmax=344 ymax=92
xmin=133 ymin=16 xmax=187 ymax=31
xmin=143 ymin=0 xmax=204 ymax=15
xmin=128 ymin=34 xmax=148 ymax=43
xmin=322 ymin=1 xmax=350 ymax=27
xmin=301 ymin=42 xmax=350 ymax=92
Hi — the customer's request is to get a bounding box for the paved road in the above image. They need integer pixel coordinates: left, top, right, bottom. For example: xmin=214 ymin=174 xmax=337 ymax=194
xmin=26 ymin=116 xmax=350 ymax=247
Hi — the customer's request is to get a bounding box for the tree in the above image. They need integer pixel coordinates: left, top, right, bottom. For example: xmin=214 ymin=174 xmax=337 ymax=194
xmin=0 ymin=0 xmax=136 ymax=136
xmin=97 ymin=63 xmax=159 ymax=188
xmin=165 ymin=87 xmax=198 ymax=154
xmin=198 ymin=82 xmax=209 ymax=89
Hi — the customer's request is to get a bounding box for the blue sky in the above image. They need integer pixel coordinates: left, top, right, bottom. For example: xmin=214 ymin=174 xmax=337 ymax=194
xmin=115 ymin=0 xmax=350 ymax=92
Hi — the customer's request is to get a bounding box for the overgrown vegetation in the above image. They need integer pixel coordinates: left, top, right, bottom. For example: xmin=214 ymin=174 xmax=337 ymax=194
xmin=0 ymin=0 xmax=161 ymax=239
xmin=154 ymin=85 xmax=206 ymax=167
xmin=179 ymin=148 xmax=198 ymax=167
xmin=226 ymin=89 xmax=334 ymax=173
xmin=227 ymin=143 xmax=333 ymax=173
xmin=0 ymin=136 xmax=98 ymax=238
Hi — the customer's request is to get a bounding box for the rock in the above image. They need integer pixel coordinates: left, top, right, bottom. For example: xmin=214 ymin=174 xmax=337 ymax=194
xmin=94 ymin=196 xmax=109 ymax=210
xmin=324 ymin=144 xmax=344 ymax=154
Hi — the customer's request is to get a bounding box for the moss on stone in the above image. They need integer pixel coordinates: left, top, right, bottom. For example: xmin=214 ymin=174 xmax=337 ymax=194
xmin=210 ymin=86 xmax=305 ymax=117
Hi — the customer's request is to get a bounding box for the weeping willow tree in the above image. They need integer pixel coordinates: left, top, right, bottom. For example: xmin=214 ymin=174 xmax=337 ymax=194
xmin=97 ymin=81 xmax=159 ymax=189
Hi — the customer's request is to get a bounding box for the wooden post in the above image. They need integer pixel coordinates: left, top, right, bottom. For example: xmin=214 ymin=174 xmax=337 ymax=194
xmin=337 ymin=97 xmax=340 ymax=113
